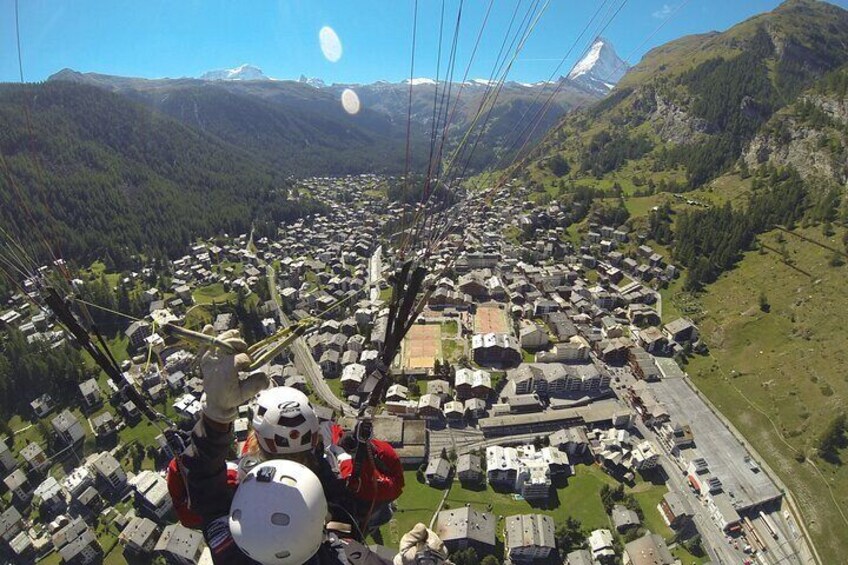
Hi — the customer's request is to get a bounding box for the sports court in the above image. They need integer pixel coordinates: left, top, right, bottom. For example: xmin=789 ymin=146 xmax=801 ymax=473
xmin=403 ymin=324 xmax=441 ymax=370
xmin=474 ymin=304 xmax=509 ymax=334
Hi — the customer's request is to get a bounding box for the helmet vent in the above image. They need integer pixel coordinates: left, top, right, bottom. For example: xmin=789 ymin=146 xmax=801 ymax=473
xmin=271 ymin=513 xmax=290 ymax=526
xmin=275 ymin=551 xmax=292 ymax=559
xmin=301 ymin=430 xmax=312 ymax=446
xmin=231 ymin=509 xmax=242 ymax=521
xmin=256 ymin=405 xmax=267 ymax=417
xmin=278 ymin=414 xmax=307 ymax=427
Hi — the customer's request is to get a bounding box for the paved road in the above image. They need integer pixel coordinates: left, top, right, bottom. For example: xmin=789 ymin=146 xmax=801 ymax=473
xmin=265 ymin=264 xmax=356 ymax=417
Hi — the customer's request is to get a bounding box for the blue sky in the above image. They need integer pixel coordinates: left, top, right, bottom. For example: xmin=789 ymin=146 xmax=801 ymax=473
xmin=2 ymin=0 xmax=847 ymax=84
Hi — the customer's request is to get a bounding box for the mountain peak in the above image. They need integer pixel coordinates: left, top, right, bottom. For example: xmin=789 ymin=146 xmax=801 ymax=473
xmin=566 ymin=38 xmax=628 ymax=94
xmin=200 ymin=64 xmax=269 ymax=81
xmin=298 ymin=75 xmax=326 ymax=88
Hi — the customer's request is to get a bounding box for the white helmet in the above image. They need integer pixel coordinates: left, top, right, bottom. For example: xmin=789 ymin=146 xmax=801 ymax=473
xmin=229 ymin=459 xmax=328 ymax=564
xmin=252 ymin=387 xmax=319 ymax=455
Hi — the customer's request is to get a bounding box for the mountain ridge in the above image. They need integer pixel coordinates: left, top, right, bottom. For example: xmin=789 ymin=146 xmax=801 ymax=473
xmin=45 ymin=65 xmax=608 ymax=176
xmin=530 ymin=0 xmax=848 ymax=190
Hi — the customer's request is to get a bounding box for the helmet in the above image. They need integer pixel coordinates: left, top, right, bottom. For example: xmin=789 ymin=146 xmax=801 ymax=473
xmin=229 ymin=459 xmax=328 ymax=564
xmin=252 ymin=387 xmax=319 ymax=455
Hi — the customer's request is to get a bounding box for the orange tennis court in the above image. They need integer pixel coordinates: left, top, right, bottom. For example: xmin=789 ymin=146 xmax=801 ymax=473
xmin=474 ymin=304 xmax=508 ymax=334
xmin=403 ymin=324 xmax=441 ymax=369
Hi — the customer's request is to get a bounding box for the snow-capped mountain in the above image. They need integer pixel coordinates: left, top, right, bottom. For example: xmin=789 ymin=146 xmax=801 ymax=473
xmin=298 ymin=75 xmax=326 ymax=88
xmin=566 ymin=38 xmax=628 ymax=94
xmin=200 ymin=64 xmax=269 ymax=81
xmin=403 ymin=77 xmax=437 ymax=86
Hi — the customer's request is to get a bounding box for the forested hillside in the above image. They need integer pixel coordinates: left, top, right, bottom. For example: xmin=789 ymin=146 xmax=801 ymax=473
xmin=119 ymin=82 xmax=427 ymax=176
xmin=0 ymin=82 xmax=323 ymax=267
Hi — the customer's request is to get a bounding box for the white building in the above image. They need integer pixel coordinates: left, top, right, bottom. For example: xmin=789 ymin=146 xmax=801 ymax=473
xmin=589 ymin=529 xmax=615 ymax=563
xmin=516 ymin=458 xmax=551 ymax=501
xmin=88 ymin=452 xmax=127 ymax=493
xmin=129 ymin=470 xmax=173 ymax=521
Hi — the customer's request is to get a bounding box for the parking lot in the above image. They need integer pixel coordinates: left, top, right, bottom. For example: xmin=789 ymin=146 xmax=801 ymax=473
xmin=648 ymin=376 xmax=782 ymax=511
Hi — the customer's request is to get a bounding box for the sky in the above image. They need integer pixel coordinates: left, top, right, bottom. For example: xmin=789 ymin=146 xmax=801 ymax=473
xmin=2 ymin=0 xmax=847 ymax=85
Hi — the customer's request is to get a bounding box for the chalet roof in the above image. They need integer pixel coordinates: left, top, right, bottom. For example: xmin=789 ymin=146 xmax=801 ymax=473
xmin=456 ymin=453 xmax=482 ymax=475
xmin=436 ymin=506 xmax=496 ymax=547
xmin=623 ymin=533 xmax=674 ymax=565
xmin=505 ymin=514 xmax=555 ymax=551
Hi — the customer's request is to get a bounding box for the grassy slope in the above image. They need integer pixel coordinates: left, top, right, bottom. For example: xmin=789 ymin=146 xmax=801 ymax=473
xmin=679 ymin=225 xmax=848 ymax=564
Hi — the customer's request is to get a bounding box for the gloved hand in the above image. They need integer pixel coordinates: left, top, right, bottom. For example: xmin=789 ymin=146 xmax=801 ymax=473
xmin=199 ymin=325 xmax=269 ymax=424
xmin=394 ymin=523 xmax=449 ymax=565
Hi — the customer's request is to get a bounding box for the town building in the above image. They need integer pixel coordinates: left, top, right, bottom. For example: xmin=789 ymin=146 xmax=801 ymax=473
xmin=456 ymin=453 xmax=484 ymax=487
xmin=4 ymin=468 xmax=33 ymax=501
xmin=21 ymin=442 xmax=50 ymax=473
xmin=0 ymin=506 xmax=23 ymax=543
xmin=435 ymin=506 xmax=496 ymax=558
xmin=623 ymin=532 xmax=674 ymax=565
xmin=129 ymin=470 xmax=174 ymax=521
xmin=612 ymin=504 xmax=640 ymax=533
xmin=424 ymin=457 xmax=452 ymax=488
xmin=0 ymin=440 xmax=17 ymax=472
xmin=589 ymin=529 xmax=615 ymax=564
xmin=472 ymin=333 xmax=522 ymax=368
xmin=504 ymin=514 xmax=556 ymax=563
xmin=154 ymin=523 xmax=205 ymax=564
xmin=658 ymin=491 xmax=693 ymax=530
xmin=54 ymin=518 xmax=102 ymax=565
xmin=88 ymin=451 xmax=128 ymax=495
xmin=78 ymin=378 xmax=102 ymax=409
xmin=119 ymin=516 xmax=160 ymax=556
xmin=52 ymin=409 xmax=86 ymax=445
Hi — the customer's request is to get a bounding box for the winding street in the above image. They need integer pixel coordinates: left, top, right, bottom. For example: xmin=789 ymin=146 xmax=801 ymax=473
xmin=265 ymin=264 xmax=356 ymax=417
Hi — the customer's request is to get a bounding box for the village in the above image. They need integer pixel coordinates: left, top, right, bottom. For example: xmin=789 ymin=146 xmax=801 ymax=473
xmin=0 ymin=174 xmax=806 ymax=565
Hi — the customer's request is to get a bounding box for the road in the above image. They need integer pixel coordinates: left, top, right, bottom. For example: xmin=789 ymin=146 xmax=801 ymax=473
xmin=265 ymin=264 xmax=356 ymax=417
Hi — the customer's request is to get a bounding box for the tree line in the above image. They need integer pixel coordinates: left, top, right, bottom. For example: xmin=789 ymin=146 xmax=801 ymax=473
xmin=674 ymin=166 xmax=807 ymax=290
xmin=0 ymin=328 xmax=92 ymax=422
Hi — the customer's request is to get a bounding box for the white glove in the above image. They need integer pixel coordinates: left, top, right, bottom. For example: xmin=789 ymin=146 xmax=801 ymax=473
xmin=199 ymin=326 xmax=269 ymax=424
xmin=394 ymin=523 xmax=449 ymax=565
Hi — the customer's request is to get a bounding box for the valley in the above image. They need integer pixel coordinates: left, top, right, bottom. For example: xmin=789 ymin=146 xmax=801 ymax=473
xmin=1 ymin=1 xmax=847 ymax=564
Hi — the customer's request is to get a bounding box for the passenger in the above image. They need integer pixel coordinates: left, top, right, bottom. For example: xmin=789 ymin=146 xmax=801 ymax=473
xmin=166 ymin=328 xmax=406 ymax=564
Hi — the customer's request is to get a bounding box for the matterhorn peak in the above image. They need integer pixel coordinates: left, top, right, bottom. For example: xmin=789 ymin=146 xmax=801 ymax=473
xmin=566 ymin=38 xmax=628 ymax=94
xmin=200 ymin=64 xmax=269 ymax=81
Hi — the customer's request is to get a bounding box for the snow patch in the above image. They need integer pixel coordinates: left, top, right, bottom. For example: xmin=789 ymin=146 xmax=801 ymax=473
xmin=404 ymin=77 xmax=437 ymax=86
xmin=200 ymin=64 xmax=269 ymax=81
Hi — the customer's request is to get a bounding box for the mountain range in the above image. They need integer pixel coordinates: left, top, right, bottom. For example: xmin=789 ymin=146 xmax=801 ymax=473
xmin=45 ymin=39 xmax=626 ymax=177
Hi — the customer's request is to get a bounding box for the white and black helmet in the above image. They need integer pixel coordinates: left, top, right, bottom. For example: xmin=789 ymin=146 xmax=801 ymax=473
xmin=229 ymin=459 xmax=328 ymax=564
xmin=252 ymin=387 xmax=319 ymax=455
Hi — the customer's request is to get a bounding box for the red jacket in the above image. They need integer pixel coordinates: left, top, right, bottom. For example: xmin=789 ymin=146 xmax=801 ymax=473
xmin=329 ymin=424 xmax=405 ymax=503
xmin=167 ymin=456 xmax=239 ymax=529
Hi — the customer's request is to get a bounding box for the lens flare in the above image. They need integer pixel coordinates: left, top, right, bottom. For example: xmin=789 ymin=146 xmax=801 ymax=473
xmin=341 ymin=89 xmax=360 ymax=115
xmin=319 ymin=26 xmax=342 ymax=63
